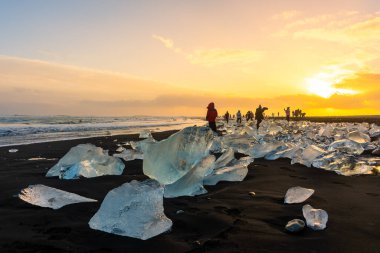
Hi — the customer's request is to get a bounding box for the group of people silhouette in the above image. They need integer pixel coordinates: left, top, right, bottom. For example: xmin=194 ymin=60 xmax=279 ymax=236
xmin=206 ymin=102 xmax=306 ymax=133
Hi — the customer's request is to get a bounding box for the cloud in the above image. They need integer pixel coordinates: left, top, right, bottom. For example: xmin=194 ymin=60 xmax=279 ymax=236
xmin=152 ymin=34 xmax=262 ymax=67
xmin=152 ymin=34 xmax=174 ymax=49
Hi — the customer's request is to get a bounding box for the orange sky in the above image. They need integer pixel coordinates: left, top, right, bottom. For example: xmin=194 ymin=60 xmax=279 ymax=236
xmin=0 ymin=1 xmax=379 ymax=116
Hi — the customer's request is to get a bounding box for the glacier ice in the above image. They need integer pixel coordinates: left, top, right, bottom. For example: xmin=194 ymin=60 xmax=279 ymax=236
xmin=348 ymin=131 xmax=370 ymax=144
xmin=302 ymin=204 xmax=328 ymax=230
xmin=291 ymin=145 xmax=325 ymax=167
xmin=250 ymin=141 xmax=287 ymax=158
xmin=113 ymin=149 xmax=143 ymax=161
xmin=139 ymin=129 xmax=152 ymax=139
xmin=46 ymin=144 xmax=125 ymax=179
xmin=285 ymin=219 xmax=305 ymax=233
xmin=9 ymin=149 xmax=18 ymax=153
xmin=130 ymin=136 xmax=156 ymax=153
xmin=19 ymin=184 xmax=97 ymax=209
xmin=328 ymin=139 xmax=364 ymax=155
xmin=143 ymin=126 xmax=214 ymax=185
xmin=164 ymin=155 xmax=215 ymax=198
xmin=89 ymin=180 xmax=172 ymax=240
xmin=284 ymin=186 xmax=315 ymax=204
xmin=203 ymin=156 xmax=252 ymax=186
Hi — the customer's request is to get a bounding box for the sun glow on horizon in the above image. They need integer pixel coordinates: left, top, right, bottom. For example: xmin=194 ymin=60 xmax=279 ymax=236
xmin=305 ymin=68 xmax=359 ymax=98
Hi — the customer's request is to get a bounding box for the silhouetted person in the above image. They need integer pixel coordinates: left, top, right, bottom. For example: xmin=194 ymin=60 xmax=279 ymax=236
xmin=224 ymin=111 xmax=230 ymax=123
xmin=277 ymin=112 xmax=280 ymax=117
xmin=255 ymin=105 xmax=268 ymax=129
xmin=236 ymin=110 xmax=242 ymax=124
xmin=206 ymin=102 xmax=218 ymax=132
xmin=284 ymin=107 xmax=290 ymax=122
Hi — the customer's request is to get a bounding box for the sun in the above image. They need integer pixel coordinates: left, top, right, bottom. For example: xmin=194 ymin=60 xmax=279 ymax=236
xmin=305 ymin=69 xmax=358 ymax=98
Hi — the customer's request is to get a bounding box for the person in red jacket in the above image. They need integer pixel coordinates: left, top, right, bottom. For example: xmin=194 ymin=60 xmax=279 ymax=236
xmin=206 ymin=102 xmax=218 ymax=132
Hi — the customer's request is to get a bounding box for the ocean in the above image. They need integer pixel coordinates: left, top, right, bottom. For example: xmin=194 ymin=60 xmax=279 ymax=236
xmin=0 ymin=115 xmax=206 ymax=147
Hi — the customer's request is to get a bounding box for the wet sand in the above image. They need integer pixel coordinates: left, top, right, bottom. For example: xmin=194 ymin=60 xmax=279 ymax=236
xmin=0 ymin=128 xmax=379 ymax=253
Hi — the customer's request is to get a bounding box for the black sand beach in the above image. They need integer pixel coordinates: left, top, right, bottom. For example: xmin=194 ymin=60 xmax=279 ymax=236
xmin=0 ymin=129 xmax=379 ymax=253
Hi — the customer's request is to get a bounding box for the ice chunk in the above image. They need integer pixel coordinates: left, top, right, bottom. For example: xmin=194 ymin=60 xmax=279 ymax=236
xmin=369 ymin=124 xmax=380 ymax=137
xmin=89 ymin=180 xmax=172 ymax=240
xmin=19 ymin=184 xmax=97 ymax=209
xmin=328 ymin=139 xmax=364 ymax=155
xmin=143 ymin=126 xmax=214 ymax=185
xmin=302 ymin=204 xmax=328 ymax=230
xmin=372 ymin=147 xmax=380 ymax=156
xmin=295 ymin=145 xmax=325 ymax=167
xmin=115 ymin=146 xmax=125 ymax=152
xmin=284 ymin=186 xmax=315 ymax=204
xmin=267 ymin=124 xmax=283 ymax=135
xmin=8 ymin=149 xmax=18 ymax=153
xmin=265 ymin=145 xmax=300 ymax=160
xmin=203 ymin=157 xmax=253 ymax=186
xmin=222 ymin=135 xmax=254 ymax=155
xmin=164 ymin=155 xmax=215 ymax=198
xmin=130 ymin=136 xmax=156 ymax=153
xmin=46 ymin=144 xmax=125 ymax=179
xmin=348 ymin=131 xmax=370 ymax=144
xmin=285 ymin=219 xmax=305 ymax=233
xmin=250 ymin=141 xmax=286 ymax=158
xmin=318 ymin=124 xmax=334 ymax=138
xmin=211 ymin=148 xmax=235 ymax=172
xmin=113 ymin=149 xmax=143 ymax=161
xmin=337 ymin=162 xmax=375 ymax=176
xmin=139 ymin=129 xmax=152 ymax=139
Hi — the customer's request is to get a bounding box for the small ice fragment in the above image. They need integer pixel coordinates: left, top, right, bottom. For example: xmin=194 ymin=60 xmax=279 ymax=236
xmin=302 ymin=204 xmax=328 ymax=230
xmin=176 ymin=210 xmax=184 ymax=214
xmin=328 ymin=139 xmax=364 ymax=155
xmin=9 ymin=149 xmax=18 ymax=153
xmin=113 ymin=149 xmax=143 ymax=161
xmin=285 ymin=219 xmax=305 ymax=233
xmin=284 ymin=186 xmax=315 ymax=204
xmin=139 ymin=129 xmax=152 ymax=139
xmin=249 ymin=191 xmax=256 ymax=197
xmin=19 ymin=184 xmax=97 ymax=209
xmin=116 ymin=146 xmax=125 ymax=152
xmin=89 ymin=180 xmax=172 ymax=240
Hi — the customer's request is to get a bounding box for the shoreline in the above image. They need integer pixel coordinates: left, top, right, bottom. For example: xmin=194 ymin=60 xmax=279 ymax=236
xmin=0 ymin=129 xmax=379 ymax=252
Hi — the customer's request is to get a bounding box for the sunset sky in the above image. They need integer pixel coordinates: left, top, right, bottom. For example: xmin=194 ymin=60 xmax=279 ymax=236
xmin=1 ymin=0 xmax=380 ymax=116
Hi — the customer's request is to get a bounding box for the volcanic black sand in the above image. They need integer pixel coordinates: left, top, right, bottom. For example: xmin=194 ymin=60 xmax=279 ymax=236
xmin=0 ymin=128 xmax=379 ymax=253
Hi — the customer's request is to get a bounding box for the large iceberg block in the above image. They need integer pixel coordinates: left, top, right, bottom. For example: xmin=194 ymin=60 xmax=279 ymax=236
xmin=302 ymin=204 xmax=328 ymax=230
xmin=46 ymin=144 xmax=125 ymax=179
xmin=284 ymin=186 xmax=315 ymax=204
xmin=143 ymin=126 xmax=214 ymax=185
xmin=328 ymin=139 xmax=364 ymax=155
xmin=164 ymin=155 xmax=215 ymax=198
xmin=19 ymin=184 xmax=97 ymax=209
xmin=89 ymin=180 xmax=172 ymax=240
xmin=203 ymin=156 xmax=253 ymax=186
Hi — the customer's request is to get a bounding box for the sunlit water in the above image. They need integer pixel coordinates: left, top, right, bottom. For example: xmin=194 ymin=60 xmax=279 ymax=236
xmin=0 ymin=115 xmax=206 ymax=147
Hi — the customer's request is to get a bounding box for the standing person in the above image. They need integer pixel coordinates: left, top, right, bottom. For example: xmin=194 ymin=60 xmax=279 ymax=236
xmin=255 ymin=105 xmax=268 ymax=129
xmin=236 ymin=110 xmax=242 ymax=124
xmin=284 ymin=107 xmax=290 ymax=122
xmin=277 ymin=112 xmax=280 ymax=117
xmin=224 ymin=111 xmax=230 ymax=123
xmin=206 ymin=102 xmax=218 ymax=132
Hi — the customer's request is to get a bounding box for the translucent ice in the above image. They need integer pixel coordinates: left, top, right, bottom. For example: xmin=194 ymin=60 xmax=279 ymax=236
xmin=46 ymin=144 xmax=125 ymax=179
xmin=203 ymin=157 xmax=253 ymax=186
xmin=328 ymin=139 xmax=364 ymax=155
xmin=293 ymin=145 xmax=325 ymax=167
xmin=222 ymin=135 xmax=255 ymax=155
xmin=265 ymin=144 xmax=300 ymax=160
xmin=143 ymin=126 xmax=214 ymax=185
xmin=369 ymin=124 xmax=380 ymax=137
xmin=9 ymin=149 xmax=18 ymax=153
xmin=130 ymin=136 xmax=157 ymax=153
xmin=89 ymin=180 xmax=172 ymax=240
xmin=348 ymin=131 xmax=370 ymax=144
xmin=302 ymin=204 xmax=328 ymax=230
xmin=285 ymin=219 xmax=305 ymax=233
xmin=250 ymin=141 xmax=286 ymax=158
xmin=139 ymin=129 xmax=152 ymax=139
xmin=113 ymin=149 xmax=143 ymax=161
xmin=164 ymin=155 xmax=215 ymax=198
xmin=19 ymin=184 xmax=97 ymax=209
xmin=284 ymin=186 xmax=315 ymax=204
xmin=211 ymin=148 xmax=235 ymax=171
